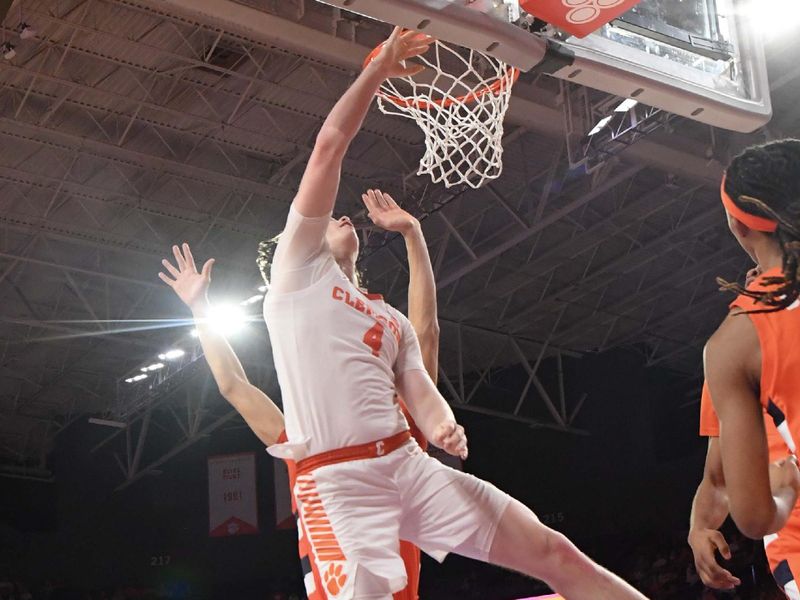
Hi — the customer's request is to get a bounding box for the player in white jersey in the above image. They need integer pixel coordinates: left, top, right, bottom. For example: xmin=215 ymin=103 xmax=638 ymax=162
xmin=262 ymin=27 xmax=649 ymax=600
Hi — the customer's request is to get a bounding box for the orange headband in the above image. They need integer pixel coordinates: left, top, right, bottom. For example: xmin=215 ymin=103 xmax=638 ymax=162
xmin=720 ymin=175 xmax=778 ymax=233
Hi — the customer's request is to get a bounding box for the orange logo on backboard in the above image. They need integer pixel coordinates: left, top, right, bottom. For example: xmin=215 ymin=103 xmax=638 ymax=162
xmin=521 ymin=0 xmax=641 ymax=38
xmin=564 ymin=0 xmax=626 ymax=25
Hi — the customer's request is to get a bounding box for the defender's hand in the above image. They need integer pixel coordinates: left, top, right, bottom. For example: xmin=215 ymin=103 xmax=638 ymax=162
xmin=362 ymin=189 xmax=418 ymax=235
xmin=687 ymin=528 xmax=740 ymax=589
xmin=432 ymin=420 xmax=468 ymax=460
xmin=372 ymin=27 xmax=433 ymax=78
xmin=770 ymin=456 xmax=800 ymax=496
xmin=158 ymin=243 xmax=215 ymax=312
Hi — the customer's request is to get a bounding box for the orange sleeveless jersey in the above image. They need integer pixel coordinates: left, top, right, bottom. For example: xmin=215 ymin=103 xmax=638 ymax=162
xmin=699 ymin=267 xmax=800 ymax=576
xmin=728 ymin=267 xmax=800 ymax=456
xmin=279 ymin=399 xmax=426 ymax=600
xmin=699 ymin=383 xmax=787 ymax=455
xmin=700 ymin=382 xmax=800 ymax=578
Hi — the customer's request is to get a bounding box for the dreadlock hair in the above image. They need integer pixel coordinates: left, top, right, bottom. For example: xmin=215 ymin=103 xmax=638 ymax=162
xmin=718 ymin=139 xmax=800 ymax=312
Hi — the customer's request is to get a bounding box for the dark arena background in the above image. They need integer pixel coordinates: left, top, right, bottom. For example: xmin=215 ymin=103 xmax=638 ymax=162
xmin=1 ymin=0 xmax=800 ymax=599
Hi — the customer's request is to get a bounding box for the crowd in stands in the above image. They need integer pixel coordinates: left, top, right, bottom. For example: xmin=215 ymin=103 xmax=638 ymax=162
xmin=0 ymin=529 xmax=789 ymax=599
xmin=622 ymin=529 xmax=783 ymax=600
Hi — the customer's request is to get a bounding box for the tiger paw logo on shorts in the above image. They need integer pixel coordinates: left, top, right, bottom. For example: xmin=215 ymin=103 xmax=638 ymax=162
xmin=324 ymin=563 xmax=348 ymax=596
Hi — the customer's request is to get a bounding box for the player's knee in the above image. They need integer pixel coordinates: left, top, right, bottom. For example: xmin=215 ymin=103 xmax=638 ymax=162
xmin=489 ymin=500 xmax=591 ymax=581
xmin=541 ymin=529 xmax=577 ymax=566
xmin=527 ymin=528 xmax=587 ymax=581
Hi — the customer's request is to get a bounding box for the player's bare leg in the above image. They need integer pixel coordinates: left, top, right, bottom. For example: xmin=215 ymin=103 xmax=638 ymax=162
xmin=489 ymin=499 xmax=648 ymax=600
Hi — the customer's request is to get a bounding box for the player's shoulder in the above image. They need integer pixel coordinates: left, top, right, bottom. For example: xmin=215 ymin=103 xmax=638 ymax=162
xmin=706 ymin=312 xmax=755 ymax=360
xmin=705 ymin=310 xmax=761 ymax=383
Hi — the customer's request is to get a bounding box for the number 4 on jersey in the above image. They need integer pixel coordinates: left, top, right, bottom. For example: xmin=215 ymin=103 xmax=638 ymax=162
xmin=363 ymin=322 xmax=385 ymax=356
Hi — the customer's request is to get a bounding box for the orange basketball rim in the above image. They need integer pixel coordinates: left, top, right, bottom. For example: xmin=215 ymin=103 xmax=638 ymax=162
xmin=363 ymin=35 xmax=520 ymax=110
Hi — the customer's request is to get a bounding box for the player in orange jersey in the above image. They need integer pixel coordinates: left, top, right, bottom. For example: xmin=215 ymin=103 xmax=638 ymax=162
xmin=158 ymin=184 xmax=439 ymax=599
xmin=689 ymin=268 xmax=764 ymax=590
xmin=261 ymin=26 xmax=647 ymax=600
xmin=690 ymin=264 xmax=800 ymax=596
xmin=690 ymin=381 xmax=800 ymax=594
xmin=702 ymin=139 xmax=800 ymax=595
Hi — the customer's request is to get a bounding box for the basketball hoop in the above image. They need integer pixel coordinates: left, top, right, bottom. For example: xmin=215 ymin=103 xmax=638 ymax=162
xmin=365 ymin=39 xmax=519 ymax=189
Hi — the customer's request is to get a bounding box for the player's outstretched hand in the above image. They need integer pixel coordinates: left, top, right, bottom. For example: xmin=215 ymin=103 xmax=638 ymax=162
xmin=373 ymin=27 xmax=433 ymax=78
xmin=770 ymin=456 xmax=800 ymax=496
xmin=687 ymin=528 xmax=741 ymax=589
xmin=432 ymin=420 xmax=468 ymax=460
xmin=362 ymin=189 xmax=418 ymax=235
xmin=158 ymin=243 xmax=215 ymax=313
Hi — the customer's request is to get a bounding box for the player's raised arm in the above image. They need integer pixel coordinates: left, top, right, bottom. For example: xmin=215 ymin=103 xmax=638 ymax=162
xmin=362 ymin=189 xmax=440 ymax=382
xmin=360 ymin=190 xmax=458 ymax=457
xmin=268 ymin=31 xmax=432 ymax=295
xmin=705 ymin=314 xmax=800 ymax=538
xmin=159 ymin=244 xmax=284 ymax=446
xmin=293 ymin=29 xmax=431 ymax=220
xmin=403 ymin=208 xmax=439 ymax=383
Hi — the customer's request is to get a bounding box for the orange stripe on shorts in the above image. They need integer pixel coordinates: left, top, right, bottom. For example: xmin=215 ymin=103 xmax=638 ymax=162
xmin=295 ymin=475 xmax=346 ymax=563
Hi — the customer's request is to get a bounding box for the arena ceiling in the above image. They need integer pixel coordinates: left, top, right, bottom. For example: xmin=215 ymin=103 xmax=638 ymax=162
xmin=1 ymin=0 xmax=799 ymax=479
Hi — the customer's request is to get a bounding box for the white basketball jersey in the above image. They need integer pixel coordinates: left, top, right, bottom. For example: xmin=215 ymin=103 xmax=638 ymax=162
xmin=263 ymin=209 xmax=425 ymax=459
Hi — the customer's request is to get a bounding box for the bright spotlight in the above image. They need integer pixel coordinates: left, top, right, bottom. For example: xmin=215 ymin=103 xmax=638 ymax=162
xmin=588 ymin=115 xmax=613 ymax=136
xmin=206 ymin=304 xmax=247 ymax=336
xmin=158 ymin=349 xmax=185 ymax=360
xmin=614 ymin=98 xmax=638 ymax=113
xmin=750 ymin=0 xmax=800 ymax=38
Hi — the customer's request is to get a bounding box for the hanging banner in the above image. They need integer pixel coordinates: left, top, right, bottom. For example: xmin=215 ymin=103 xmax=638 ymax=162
xmin=208 ymin=452 xmax=259 ymax=537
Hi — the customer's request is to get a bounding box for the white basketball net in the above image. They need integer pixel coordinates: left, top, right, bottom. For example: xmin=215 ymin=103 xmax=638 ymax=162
xmin=375 ymin=41 xmax=519 ymax=189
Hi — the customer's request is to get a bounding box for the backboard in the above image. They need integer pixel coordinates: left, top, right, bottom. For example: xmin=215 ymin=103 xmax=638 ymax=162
xmin=319 ymin=0 xmax=549 ymax=70
xmin=319 ymin=0 xmax=771 ymax=133
xmin=550 ymin=0 xmax=772 ymax=132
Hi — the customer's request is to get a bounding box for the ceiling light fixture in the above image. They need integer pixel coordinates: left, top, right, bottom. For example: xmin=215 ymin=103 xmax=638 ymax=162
xmin=158 ymin=349 xmax=185 ymax=361
xmin=2 ymin=43 xmax=16 ymax=61
xmin=17 ymin=22 xmax=36 ymax=40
